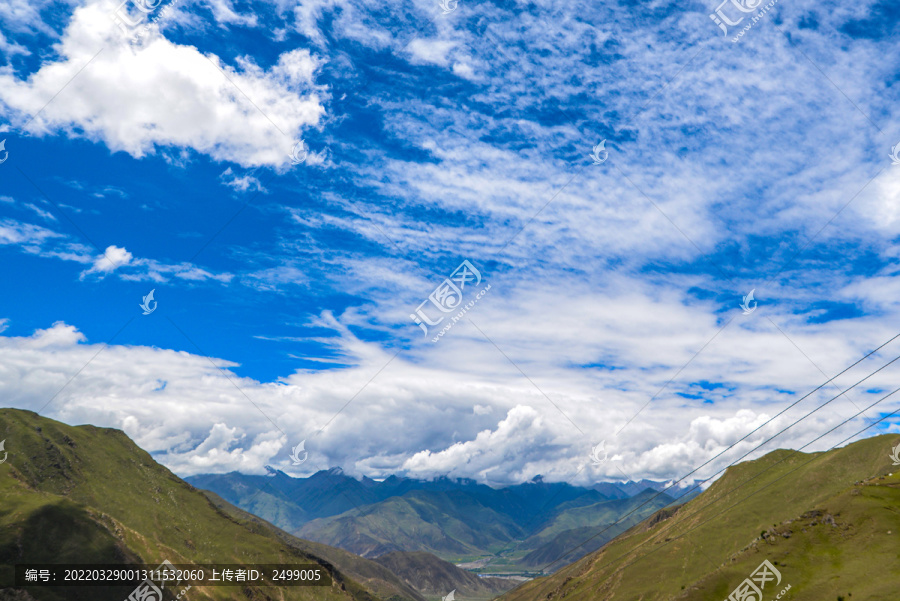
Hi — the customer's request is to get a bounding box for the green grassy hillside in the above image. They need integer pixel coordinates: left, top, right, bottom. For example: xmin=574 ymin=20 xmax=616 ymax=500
xmin=298 ymin=488 xmax=673 ymax=573
xmin=191 ymin=475 xmax=311 ymax=532
xmin=514 ymin=489 xmax=675 ymax=566
xmin=298 ymin=491 xmax=526 ymax=558
xmin=0 ymin=409 xmax=418 ymax=601
xmin=200 ymin=490 xmax=425 ymax=601
xmin=498 ymin=434 xmax=900 ymax=601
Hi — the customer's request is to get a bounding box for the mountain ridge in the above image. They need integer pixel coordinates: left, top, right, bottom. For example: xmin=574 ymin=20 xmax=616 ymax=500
xmin=0 ymin=408 xmax=417 ymax=601
xmin=186 ymin=468 xmax=699 ymax=571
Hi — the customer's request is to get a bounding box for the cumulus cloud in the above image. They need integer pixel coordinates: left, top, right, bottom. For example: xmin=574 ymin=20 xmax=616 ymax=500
xmin=0 ymin=3 xmax=326 ymax=167
xmin=1 ymin=314 xmax=894 ymax=483
xmin=400 ymin=405 xmax=558 ymax=482
xmin=23 ymin=321 xmax=87 ymax=348
xmin=80 ymin=244 xmax=133 ymax=278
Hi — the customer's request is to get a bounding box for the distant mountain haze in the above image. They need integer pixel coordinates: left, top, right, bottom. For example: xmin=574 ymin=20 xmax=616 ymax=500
xmin=186 ymin=470 xmax=698 ymax=572
xmin=3 ymin=408 xmax=897 ymax=601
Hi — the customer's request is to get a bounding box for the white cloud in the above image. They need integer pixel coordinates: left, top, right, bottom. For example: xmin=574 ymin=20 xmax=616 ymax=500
xmin=0 ymin=218 xmax=64 ymax=247
xmin=80 ymin=244 xmax=133 ymax=278
xmin=219 ymin=167 xmax=267 ymax=193
xmin=4 ymin=0 xmax=900 ymax=490
xmin=23 ymin=203 xmax=56 ymax=222
xmin=0 ymin=28 xmax=29 ymax=57
xmin=0 ymin=217 xmax=234 ymax=284
xmin=399 ymin=405 xmax=558 ymax=482
xmin=0 ymin=310 xmax=893 ymax=483
xmin=288 ymin=0 xmax=394 ymax=49
xmin=407 ymin=38 xmax=456 ymax=67
xmin=451 ymin=61 xmax=476 ymax=80
xmin=23 ymin=321 xmax=87 ymax=348
xmin=0 ymin=3 xmax=326 ymax=168
xmin=122 ymin=258 xmax=234 ymax=283
xmin=0 ymin=0 xmax=59 ymax=36
xmin=200 ymin=0 xmax=258 ymax=27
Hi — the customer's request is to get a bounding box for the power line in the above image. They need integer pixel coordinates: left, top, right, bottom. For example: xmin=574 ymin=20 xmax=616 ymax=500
xmin=578 ymin=385 xmax=900 ymax=581
xmin=537 ymin=331 xmax=900 ymax=571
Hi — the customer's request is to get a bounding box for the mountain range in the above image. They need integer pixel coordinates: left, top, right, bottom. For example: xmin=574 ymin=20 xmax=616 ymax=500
xmin=7 ymin=407 xmax=897 ymax=601
xmin=185 ymin=469 xmax=699 ymax=572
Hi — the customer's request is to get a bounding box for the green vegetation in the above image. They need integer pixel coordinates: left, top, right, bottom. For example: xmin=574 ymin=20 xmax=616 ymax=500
xmin=298 ymin=491 xmax=526 ymax=558
xmin=297 ymin=489 xmax=673 ymax=572
xmin=498 ymin=435 xmax=900 ymax=601
xmin=200 ymin=489 xmax=425 ymax=601
xmin=0 ymin=408 xmax=418 ymax=601
xmin=7 ymin=406 xmax=896 ymax=601
xmin=511 ymin=490 xmax=675 ymax=568
xmin=190 ymin=470 xmax=696 ymax=576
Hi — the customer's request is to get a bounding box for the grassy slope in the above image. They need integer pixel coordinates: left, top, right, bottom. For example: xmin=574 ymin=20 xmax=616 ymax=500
xmin=499 ymin=435 xmax=900 ymax=601
xmin=186 ymin=473 xmax=310 ymax=533
xmin=472 ymin=491 xmax=676 ymax=572
xmin=521 ymin=489 xmax=674 ymax=549
xmin=299 ymin=488 xmax=679 ymax=575
xmin=0 ymin=408 xmax=406 ymax=601
xmin=201 ymin=490 xmax=425 ymax=601
xmin=299 ymin=492 xmax=524 ymax=558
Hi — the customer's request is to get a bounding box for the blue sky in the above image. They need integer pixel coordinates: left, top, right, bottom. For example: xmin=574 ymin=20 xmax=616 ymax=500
xmin=1 ymin=0 xmax=900 ymax=484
